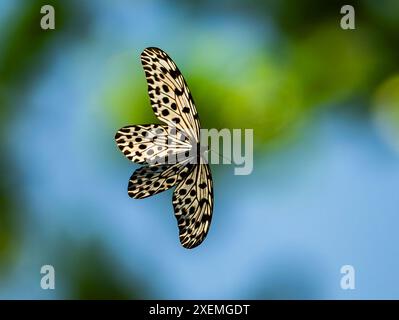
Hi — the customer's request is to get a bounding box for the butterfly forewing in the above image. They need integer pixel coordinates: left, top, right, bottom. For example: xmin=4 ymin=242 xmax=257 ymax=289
xmin=141 ymin=47 xmax=201 ymax=142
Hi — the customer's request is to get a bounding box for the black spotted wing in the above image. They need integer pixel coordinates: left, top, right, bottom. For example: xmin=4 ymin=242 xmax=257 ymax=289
xmin=128 ymin=160 xmax=193 ymax=199
xmin=115 ymin=124 xmax=191 ymax=165
xmin=141 ymin=47 xmax=200 ymax=142
xmin=173 ymin=163 xmax=213 ymax=249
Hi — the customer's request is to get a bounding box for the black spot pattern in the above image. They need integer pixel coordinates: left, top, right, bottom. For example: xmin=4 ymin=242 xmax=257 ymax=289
xmin=173 ymin=163 xmax=213 ymax=249
xmin=140 ymin=47 xmax=201 ymax=142
xmin=128 ymin=161 xmax=193 ymax=199
xmin=115 ymin=124 xmax=191 ymax=165
xmin=115 ymin=47 xmax=214 ymax=250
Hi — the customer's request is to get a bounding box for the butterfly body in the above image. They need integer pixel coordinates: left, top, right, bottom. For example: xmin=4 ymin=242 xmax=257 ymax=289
xmin=115 ymin=47 xmax=214 ymax=249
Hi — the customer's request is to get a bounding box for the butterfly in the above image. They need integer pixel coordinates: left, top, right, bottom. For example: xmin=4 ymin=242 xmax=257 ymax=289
xmin=115 ymin=47 xmax=213 ymax=249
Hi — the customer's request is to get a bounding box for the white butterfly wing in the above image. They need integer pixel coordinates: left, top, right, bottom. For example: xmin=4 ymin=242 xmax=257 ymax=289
xmin=128 ymin=161 xmax=193 ymax=199
xmin=115 ymin=124 xmax=191 ymax=165
xmin=141 ymin=47 xmax=201 ymax=143
xmin=173 ymin=163 xmax=213 ymax=248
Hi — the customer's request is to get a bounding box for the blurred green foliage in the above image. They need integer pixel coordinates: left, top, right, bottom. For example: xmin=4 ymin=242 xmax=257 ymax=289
xmin=56 ymin=241 xmax=149 ymax=299
xmin=373 ymin=74 xmax=399 ymax=152
xmin=0 ymin=0 xmax=68 ymax=272
xmin=0 ymin=0 xmax=87 ymax=272
xmin=107 ymin=1 xmax=399 ymax=150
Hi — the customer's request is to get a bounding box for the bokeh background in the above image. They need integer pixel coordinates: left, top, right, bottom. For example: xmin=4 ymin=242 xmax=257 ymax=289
xmin=0 ymin=0 xmax=399 ymax=299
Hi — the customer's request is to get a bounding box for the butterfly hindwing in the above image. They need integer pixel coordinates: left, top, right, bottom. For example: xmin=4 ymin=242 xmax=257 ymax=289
xmin=172 ymin=163 xmax=213 ymax=249
xmin=141 ymin=47 xmax=200 ymax=142
xmin=128 ymin=161 xmax=193 ymax=199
